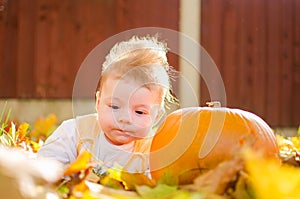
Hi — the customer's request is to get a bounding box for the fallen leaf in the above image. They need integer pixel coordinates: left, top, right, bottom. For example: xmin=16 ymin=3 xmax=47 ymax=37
xmin=17 ymin=123 xmax=29 ymax=141
xmin=192 ymin=157 xmax=244 ymax=194
xmin=120 ymin=171 xmax=156 ymax=190
xmin=245 ymin=149 xmax=300 ymax=199
xmin=136 ymin=184 xmax=177 ymax=199
xmin=64 ymin=151 xmax=92 ymax=176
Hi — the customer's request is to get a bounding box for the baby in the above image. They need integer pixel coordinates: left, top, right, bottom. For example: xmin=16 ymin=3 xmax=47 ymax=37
xmin=38 ymin=36 xmax=177 ymax=174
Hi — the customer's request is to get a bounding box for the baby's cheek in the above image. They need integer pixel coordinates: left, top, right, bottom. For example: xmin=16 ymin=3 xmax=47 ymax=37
xmin=134 ymin=116 xmax=153 ymax=128
xmin=98 ymin=114 xmax=114 ymax=130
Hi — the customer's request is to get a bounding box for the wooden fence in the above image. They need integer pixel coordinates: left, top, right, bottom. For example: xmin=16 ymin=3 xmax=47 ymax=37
xmin=0 ymin=0 xmax=299 ymax=127
xmin=201 ymin=0 xmax=300 ymax=127
xmin=0 ymin=0 xmax=179 ymax=98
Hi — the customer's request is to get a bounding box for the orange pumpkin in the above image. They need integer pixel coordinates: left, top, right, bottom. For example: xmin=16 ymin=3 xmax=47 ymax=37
xmin=149 ymin=102 xmax=279 ymax=184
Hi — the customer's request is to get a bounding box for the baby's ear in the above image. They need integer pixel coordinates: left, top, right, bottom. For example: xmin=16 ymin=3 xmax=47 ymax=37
xmin=95 ymin=91 xmax=101 ymax=108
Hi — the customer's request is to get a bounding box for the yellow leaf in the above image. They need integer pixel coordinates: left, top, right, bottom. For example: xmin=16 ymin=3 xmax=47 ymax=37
xmin=72 ymin=180 xmax=89 ymax=196
xmin=104 ymin=165 xmax=155 ymax=190
xmin=100 ymin=175 xmax=124 ymax=190
xmin=64 ymin=151 xmax=92 ymax=176
xmin=121 ymin=172 xmax=156 ymax=191
xmin=17 ymin=122 xmax=29 ymax=140
xmin=31 ymin=114 xmax=58 ymax=138
xmin=290 ymin=136 xmax=300 ymax=151
xmin=244 ymin=149 xmax=300 ymax=199
xmin=29 ymin=140 xmax=41 ymax=153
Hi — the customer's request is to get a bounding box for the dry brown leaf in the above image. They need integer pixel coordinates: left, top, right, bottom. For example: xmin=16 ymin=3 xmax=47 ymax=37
xmin=192 ymin=157 xmax=244 ymax=195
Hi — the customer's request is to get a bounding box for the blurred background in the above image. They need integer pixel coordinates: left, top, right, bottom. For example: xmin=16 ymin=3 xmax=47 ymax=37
xmin=0 ymin=0 xmax=299 ymax=130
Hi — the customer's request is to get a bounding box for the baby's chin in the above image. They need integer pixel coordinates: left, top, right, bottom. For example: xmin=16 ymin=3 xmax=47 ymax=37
xmin=114 ymin=137 xmax=136 ymax=145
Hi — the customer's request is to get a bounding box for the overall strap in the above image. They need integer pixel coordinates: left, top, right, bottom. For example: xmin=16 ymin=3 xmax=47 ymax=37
xmin=123 ymin=138 xmax=153 ymax=173
xmin=76 ymin=114 xmax=100 ymax=155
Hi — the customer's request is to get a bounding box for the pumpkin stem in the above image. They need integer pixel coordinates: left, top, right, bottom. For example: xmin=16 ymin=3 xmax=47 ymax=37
xmin=206 ymin=101 xmax=221 ymax=108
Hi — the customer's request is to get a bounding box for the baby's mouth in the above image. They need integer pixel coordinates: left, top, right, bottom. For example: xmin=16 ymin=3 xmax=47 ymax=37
xmin=122 ymin=131 xmax=135 ymax=137
xmin=114 ymin=128 xmax=142 ymax=138
xmin=116 ymin=129 xmax=133 ymax=136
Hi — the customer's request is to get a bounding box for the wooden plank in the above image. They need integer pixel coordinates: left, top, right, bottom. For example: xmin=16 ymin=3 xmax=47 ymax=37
xmin=86 ymin=0 xmax=118 ymax=72
xmin=74 ymin=0 xmax=94 ymax=97
xmin=34 ymin=0 xmax=52 ymax=97
xmin=116 ymin=0 xmax=179 ymax=31
xmin=48 ymin=0 xmax=74 ymax=98
xmin=16 ymin=0 xmax=35 ymax=97
xmin=72 ymin=0 xmax=119 ymax=98
xmin=265 ymin=0 xmax=281 ymax=126
xmin=251 ymin=0 xmax=268 ymax=120
xmin=47 ymin=0 xmax=60 ymax=97
xmin=200 ymin=0 xmax=224 ymax=105
xmin=221 ymin=0 xmax=239 ymax=108
xmin=0 ymin=0 xmax=5 ymax=63
xmin=0 ymin=0 xmax=5 ymax=95
xmin=62 ymin=0 xmax=76 ymax=98
xmin=73 ymin=0 xmax=91 ymax=75
xmin=237 ymin=0 xmax=255 ymax=111
xmin=292 ymin=0 xmax=300 ymax=126
xmin=0 ymin=0 xmax=18 ymax=97
xmin=200 ymin=0 xmax=211 ymax=105
xmin=279 ymin=0 xmax=294 ymax=126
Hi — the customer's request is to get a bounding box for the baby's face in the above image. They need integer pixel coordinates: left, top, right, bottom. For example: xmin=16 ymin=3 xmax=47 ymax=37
xmin=96 ymin=76 xmax=162 ymax=145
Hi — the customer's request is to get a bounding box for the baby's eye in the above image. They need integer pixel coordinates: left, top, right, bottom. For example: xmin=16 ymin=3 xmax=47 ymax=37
xmin=135 ymin=110 xmax=148 ymax=115
xmin=109 ymin=104 xmax=119 ymax=110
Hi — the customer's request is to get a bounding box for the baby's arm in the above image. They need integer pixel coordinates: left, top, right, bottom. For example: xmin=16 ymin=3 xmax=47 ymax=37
xmin=37 ymin=119 xmax=78 ymax=165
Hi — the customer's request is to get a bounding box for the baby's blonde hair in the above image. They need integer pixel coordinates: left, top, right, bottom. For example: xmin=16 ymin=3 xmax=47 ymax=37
xmin=102 ymin=36 xmax=168 ymax=71
xmin=98 ymin=36 xmax=177 ymax=108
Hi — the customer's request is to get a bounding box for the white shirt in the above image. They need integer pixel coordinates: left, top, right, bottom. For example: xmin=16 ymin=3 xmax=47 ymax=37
xmin=37 ymin=116 xmax=149 ymax=173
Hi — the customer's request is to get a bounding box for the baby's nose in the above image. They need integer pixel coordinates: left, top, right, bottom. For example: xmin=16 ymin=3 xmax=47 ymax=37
xmin=117 ymin=110 xmax=132 ymax=124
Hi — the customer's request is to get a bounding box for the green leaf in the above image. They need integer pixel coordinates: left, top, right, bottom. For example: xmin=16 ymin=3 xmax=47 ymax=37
xmin=56 ymin=184 xmax=70 ymax=198
xmin=4 ymin=108 xmax=11 ymax=125
xmin=157 ymin=170 xmax=178 ymax=186
xmin=0 ymin=102 xmax=11 ymax=136
xmin=298 ymin=125 xmax=300 ymax=136
xmin=171 ymin=190 xmax=206 ymax=199
xmin=0 ymin=133 xmax=12 ymax=146
xmin=0 ymin=101 xmax=7 ymax=122
xmin=0 ymin=123 xmax=7 ymax=136
xmin=136 ymin=184 xmax=177 ymax=199
xmin=10 ymin=122 xmax=17 ymax=145
xmin=99 ymin=176 xmax=124 ymax=189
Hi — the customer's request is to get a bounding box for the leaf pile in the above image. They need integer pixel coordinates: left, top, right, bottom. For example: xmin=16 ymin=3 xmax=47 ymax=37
xmin=276 ymin=134 xmax=300 ymax=166
xmin=57 ymin=131 xmax=300 ymax=199
xmin=1 ymin=104 xmax=300 ymax=199
xmin=0 ymin=104 xmax=57 ymax=153
xmin=57 ymin=150 xmax=229 ymax=199
xmin=245 ymin=148 xmax=300 ymax=199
